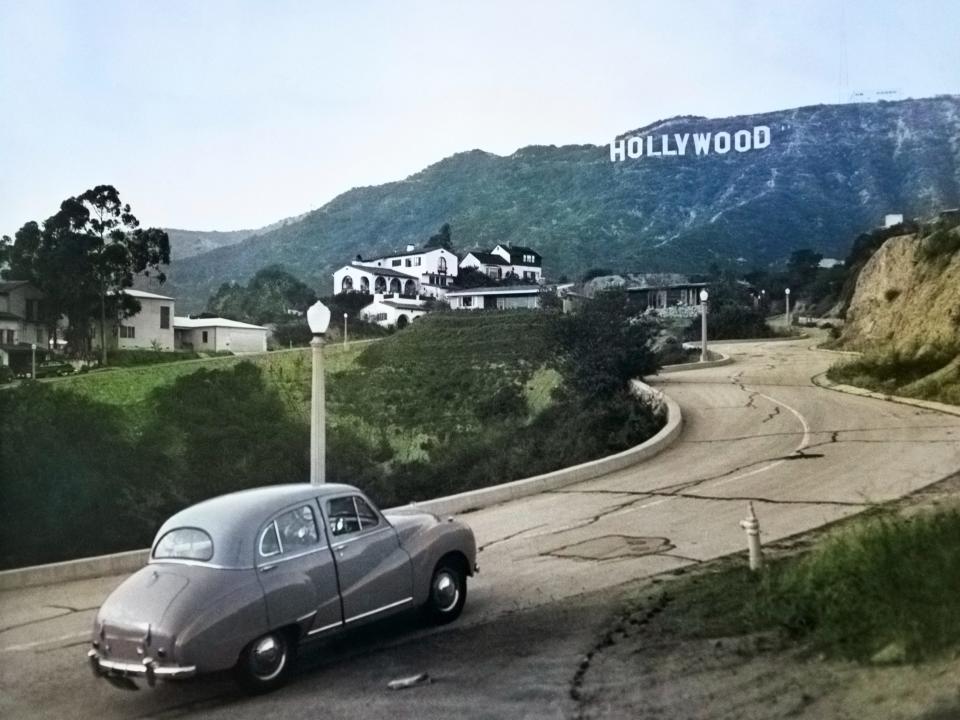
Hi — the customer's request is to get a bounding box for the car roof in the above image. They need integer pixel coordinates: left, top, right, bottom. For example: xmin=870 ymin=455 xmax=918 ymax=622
xmin=152 ymin=483 xmax=362 ymax=568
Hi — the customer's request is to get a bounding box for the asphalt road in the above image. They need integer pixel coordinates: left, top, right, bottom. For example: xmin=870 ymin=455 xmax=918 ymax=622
xmin=2 ymin=337 xmax=959 ymax=719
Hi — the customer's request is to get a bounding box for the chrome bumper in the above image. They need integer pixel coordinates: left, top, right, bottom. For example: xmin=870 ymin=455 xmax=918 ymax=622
xmin=88 ymin=649 xmax=196 ymax=686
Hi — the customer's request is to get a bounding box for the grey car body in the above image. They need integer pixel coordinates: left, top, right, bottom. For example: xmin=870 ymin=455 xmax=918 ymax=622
xmin=88 ymin=484 xmax=477 ymax=688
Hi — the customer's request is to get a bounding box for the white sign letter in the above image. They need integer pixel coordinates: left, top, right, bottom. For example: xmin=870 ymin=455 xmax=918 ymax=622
xmin=661 ymin=135 xmax=677 ymax=156
xmin=753 ymin=125 xmax=771 ymax=149
xmin=674 ymin=133 xmax=689 ymax=155
xmin=627 ymin=136 xmax=643 ymax=158
xmin=693 ymin=133 xmax=711 ymax=155
xmin=714 ymin=131 xmax=731 ymax=154
xmin=610 ymin=139 xmax=626 ymax=162
xmin=734 ymin=130 xmax=751 ymax=152
xmin=646 ymin=135 xmax=662 ymax=157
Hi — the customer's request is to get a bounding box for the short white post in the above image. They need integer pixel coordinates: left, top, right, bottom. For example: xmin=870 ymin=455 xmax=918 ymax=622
xmin=343 ymin=313 xmax=348 ymax=346
xmin=784 ymin=287 xmax=791 ymax=328
xmin=739 ymin=501 xmax=763 ymax=571
xmin=699 ymin=289 xmax=709 ymax=362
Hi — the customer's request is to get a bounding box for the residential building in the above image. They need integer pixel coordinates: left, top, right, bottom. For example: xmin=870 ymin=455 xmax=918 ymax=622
xmin=459 ymin=251 xmax=511 ymax=281
xmin=461 ymin=244 xmax=543 ymax=283
xmin=360 ymin=294 xmax=429 ymax=328
xmin=93 ymin=289 xmax=176 ymax=351
xmin=334 ymin=246 xmax=459 ymax=298
xmin=174 ymin=317 xmax=268 ymax=353
xmin=446 ymin=285 xmax=542 ymax=311
xmin=0 ymin=280 xmax=49 ymax=350
xmin=574 ymin=273 xmax=708 ymax=317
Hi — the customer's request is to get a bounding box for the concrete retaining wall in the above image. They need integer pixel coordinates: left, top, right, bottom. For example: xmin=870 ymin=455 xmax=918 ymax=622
xmin=0 ymin=382 xmax=683 ymax=591
xmin=659 ymin=351 xmax=733 ymax=373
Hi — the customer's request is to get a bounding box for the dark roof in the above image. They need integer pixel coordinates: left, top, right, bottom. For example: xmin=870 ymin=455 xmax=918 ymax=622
xmin=382 ymin=300 xmax=427 ymax=310
xmin=465 ymin=252 xmax=510 ymax=266
xmin=346 ymin=265 xmax=416 ymax=279
xmin=495 ymin=244 xmax=542 ymax=266
xmin=0 ymin=310 xmax=23 ymax=320
xmin=0 ymin=280 xmax=31 ymax=294
xmin=361 ymin=247 xmax=450 ymax=262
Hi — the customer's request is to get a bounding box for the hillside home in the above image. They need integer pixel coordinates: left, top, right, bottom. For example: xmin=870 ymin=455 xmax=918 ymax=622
xmin=92 ymin=289 xmax=176 ymax=351
xmin=174 ymin=317 xmax=268 ymax=353
xmin=360 ymin=294 xmax=428 ymax=328
xmin=334 ymin=246 xmax=459 ymax=299
xmin=0 ymin=281 xmax=49 ymax=349
xmin=446 ymin=285 xmax=542 ymax=311
xmin=576 ymin=273 xmax=707 ymax=317
xmin=460 ymin=244 xmax=543 ymax=283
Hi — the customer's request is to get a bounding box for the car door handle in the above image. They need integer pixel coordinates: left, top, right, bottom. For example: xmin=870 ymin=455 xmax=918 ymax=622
xmin=260 ymin=565 xmax=276 ymax=573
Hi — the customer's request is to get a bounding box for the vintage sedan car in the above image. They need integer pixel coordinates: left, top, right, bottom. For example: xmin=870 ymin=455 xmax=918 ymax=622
xmin=88 ymin=483 xmax=477 ymax=693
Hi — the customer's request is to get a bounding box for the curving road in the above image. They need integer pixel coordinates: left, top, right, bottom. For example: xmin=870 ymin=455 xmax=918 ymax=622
xmin=2 ymin=337 xmax=959 ymax=719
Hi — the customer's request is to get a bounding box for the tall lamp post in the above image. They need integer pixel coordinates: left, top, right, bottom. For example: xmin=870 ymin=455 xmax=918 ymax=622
xmin=343 ymin=313 xmax=348 ymax=346
xmin=307 ymin=301 xmax=331 ymax=485
xmin=699 ymin=289 xmax=709 ymax=362
xmin=31 ymin=343 xmax=37 ymax=380
xmin=784 ymin=287 xmax=791 ymax=328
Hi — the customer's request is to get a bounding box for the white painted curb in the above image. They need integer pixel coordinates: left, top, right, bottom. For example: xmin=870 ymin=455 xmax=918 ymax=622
xmin=0 ymin=382 xmax=683 ymax=591
xmin=659 ymin=351 xmax=733 ymax=373
xmin=812 ymin=372 xmax=960 ymax=418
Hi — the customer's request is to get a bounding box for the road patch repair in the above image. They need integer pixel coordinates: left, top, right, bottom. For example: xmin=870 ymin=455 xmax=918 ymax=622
xmin=545 ymin=535 xmax=675 ymax=562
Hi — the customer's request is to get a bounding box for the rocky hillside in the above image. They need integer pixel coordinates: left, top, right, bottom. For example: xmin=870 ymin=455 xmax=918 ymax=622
xmin=166 ymin=96 xmax=960 ymax=310
xmin=839 ymin=222 xmax=960 ymax=353
xmin=165 ymin=212 xmax=309 ymax=259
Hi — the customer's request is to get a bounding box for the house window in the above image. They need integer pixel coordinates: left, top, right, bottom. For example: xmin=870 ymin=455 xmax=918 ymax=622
xmin=160 ymin=306 xmax=170 ymax=329
xmin=438 ymin=257 xmax=448 ymax=274
xmin=414 ymin=258 xmax=421 ymax=266
xmin=119 ymin=326 xmax=136 ymax=339
xmin=202 ymin=331 xmax=209 ymax=343
xmin=4 ymin=329 xmax=13 ymax=344
xmin=25 ymin=299 xmax=39 ymax=321
xmin=462 ymin=296 xmax=473 ymax=307
xmin=523 ymin=254 xmax=535 ymax=264
xmin=392 ymin=259 xmax=402 ymax=267
xmin=375 ymin=313 xmax=388 ymax=322
xmin=405 ymin=259 xmax=411 ymax=267
xmin=523 ymin=271 xmax=535 ymax=281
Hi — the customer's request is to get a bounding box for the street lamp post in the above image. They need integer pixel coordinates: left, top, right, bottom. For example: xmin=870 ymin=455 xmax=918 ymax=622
xmin=343 ymin=313 xmax=348 ymax=346
xmin=784 ymin=287 xmax=791 ymax=328
xmin=307 ymin=301 xmax=331 ymax=485
xmin=31 ymin=343 xmax=37 ymax=380
xmin=699 ymin=289 xmax=709 ymax=362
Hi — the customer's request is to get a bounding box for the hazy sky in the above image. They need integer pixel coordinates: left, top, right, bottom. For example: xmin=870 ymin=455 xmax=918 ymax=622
xmin=1 ymin=0 xmax=958 ymax=236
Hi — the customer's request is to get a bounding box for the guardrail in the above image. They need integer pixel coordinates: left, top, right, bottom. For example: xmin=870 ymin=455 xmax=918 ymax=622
xmin=0 ymin=382 xmax=683 ymax=591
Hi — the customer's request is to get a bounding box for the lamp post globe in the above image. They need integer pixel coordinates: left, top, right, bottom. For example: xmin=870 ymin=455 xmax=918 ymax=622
xmin=699 ymin=290 xmax=709 ymax=362
xmin=343 ymin=313 xmax=348 ymax=346
xmin=307 ymin=301 xmax=331 ymax=485
xmin=784 ymin=287 xmax=791 ymax=327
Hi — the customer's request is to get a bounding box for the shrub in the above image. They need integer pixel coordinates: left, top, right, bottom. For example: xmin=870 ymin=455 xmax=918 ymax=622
xmin=759 ymin=509 xmax=960 ymax=661
xmin=884 ymin=288 xmax=901 ymax=302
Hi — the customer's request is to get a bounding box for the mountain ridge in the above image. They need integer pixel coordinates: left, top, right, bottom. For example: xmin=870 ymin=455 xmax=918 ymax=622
xmin=161 ymin=95 xmax=960 ymax=311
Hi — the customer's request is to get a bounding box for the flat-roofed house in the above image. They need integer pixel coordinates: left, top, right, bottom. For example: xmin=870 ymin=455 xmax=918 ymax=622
xmin=446 ymin=285 xmax=542 ymax=311
xmin=174 ymin=317 xmax=268 ymax=353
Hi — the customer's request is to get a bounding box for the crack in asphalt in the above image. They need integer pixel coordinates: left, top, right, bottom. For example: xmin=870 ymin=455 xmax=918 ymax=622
xmin=550 ymin=488 xmax=871 ymax=508
xmin=0 ymin=605 xmax=98 ymax=635
xmin=478 ymin=523 xmax=549 ymax=552
xmin=681 ymin=423 xmax=958 ymax=444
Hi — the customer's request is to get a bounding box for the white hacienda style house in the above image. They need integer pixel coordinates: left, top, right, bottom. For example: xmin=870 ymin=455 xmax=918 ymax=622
xmin=333 ymin=246 xmax=459 ymax=299
xmin=360 ymin=294 xmax=429 ymax=328
xmin=460 ymin=244 xmax=543 ymax=283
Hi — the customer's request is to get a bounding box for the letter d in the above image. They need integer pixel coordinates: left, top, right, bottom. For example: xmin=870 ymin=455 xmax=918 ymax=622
xmin=753 ymin=125 xmax=771 ymax=149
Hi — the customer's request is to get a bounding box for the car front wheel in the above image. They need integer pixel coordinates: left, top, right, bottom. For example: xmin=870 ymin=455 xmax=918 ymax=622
xmin=425 ymin=563 xmax=467 ymax=624
xmin=234 ymin=630 xmax=295 ymax=694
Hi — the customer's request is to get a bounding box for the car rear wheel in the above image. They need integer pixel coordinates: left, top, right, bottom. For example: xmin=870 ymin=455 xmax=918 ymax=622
xmin=234 ymin=630 xmax=295 ymax=694
xmin=424 ymin=563 xmax=467 ymax=624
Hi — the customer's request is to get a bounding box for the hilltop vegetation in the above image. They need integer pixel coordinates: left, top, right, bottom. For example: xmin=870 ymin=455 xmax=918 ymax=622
xmin=165 ymin=96 xmax=960 ymax=310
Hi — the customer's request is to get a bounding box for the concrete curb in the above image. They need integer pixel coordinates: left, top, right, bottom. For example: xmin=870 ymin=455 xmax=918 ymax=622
xmin=659 ymin=351 xmax=733 ymax=373
xmin=396 ymin=381 xmax=682 ymax=518
xmin=684 ymin=333 xmax=808 ymax=346
xmin=812 ymin=372 xmax=960 ymax=418
xmin=0 ymin=382 xmax=684 ymax=591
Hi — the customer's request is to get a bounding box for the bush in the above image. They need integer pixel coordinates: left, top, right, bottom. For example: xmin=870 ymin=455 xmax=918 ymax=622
xmin=759 ymin=509 xmax=960 ymax=661
xmin=0 ymin=366 xmax=14 ymax=385
xmin=106 ymin=349 xmax=206 ymax=367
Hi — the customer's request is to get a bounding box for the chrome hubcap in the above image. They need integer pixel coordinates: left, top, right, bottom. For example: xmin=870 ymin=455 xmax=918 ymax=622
xmin=250 ymin=634 xmax=286 ymax=680
xmin=432 ymin=571 xmax=460 ymax=613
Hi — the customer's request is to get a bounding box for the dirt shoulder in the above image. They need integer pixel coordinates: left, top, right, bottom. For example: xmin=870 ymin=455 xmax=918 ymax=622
xmin=576 ymin=473 xmax=960 ymax=720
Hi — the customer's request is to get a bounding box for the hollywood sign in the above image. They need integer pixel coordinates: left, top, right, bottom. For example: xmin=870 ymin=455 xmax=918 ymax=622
xmin=610 ymin=125 xmax=771 ymax=162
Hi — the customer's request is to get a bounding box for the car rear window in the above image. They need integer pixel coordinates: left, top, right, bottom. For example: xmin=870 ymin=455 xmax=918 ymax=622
xmin=153 ymin=528 xmax=214 ymax=561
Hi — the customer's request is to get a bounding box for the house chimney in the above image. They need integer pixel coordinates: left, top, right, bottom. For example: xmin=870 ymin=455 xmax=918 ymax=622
xmin=405 ymin=244 xmax=415 ymax=252
xmin=356 ymin=253 xmax=363 ymax=261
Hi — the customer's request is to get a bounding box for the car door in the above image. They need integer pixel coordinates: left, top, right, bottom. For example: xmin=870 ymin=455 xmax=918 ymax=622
xmin=256 ymin=503 xmax=343 ymax=636
xmin=323 ymin=494 xmax=414 ymax=624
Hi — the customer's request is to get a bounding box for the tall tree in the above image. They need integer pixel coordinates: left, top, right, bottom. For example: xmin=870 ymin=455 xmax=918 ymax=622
xmin=2 ymin=186 xmax=170 ymax=360
xmin=425 ymin=223 xmax=453 ymax=251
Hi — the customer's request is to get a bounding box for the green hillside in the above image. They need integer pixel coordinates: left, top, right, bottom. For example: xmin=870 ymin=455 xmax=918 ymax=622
xmin=166 ymin=96 xmax=960 ymax=311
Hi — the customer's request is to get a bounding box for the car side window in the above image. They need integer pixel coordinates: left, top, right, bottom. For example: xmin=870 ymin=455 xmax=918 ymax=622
xmin=259 ymin=505 xmax=320 ymax=558
xmin=327 ymin=496 xmax=361 ymax=537
xmin=355 ymin=497 xmax=380 ymax=530
xmin=276 ymin=505 xmax=320 ymax=551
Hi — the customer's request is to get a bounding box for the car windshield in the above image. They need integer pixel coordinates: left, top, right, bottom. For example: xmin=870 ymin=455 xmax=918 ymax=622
xmin=153 ymin=527 xmax=214 ymax=561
